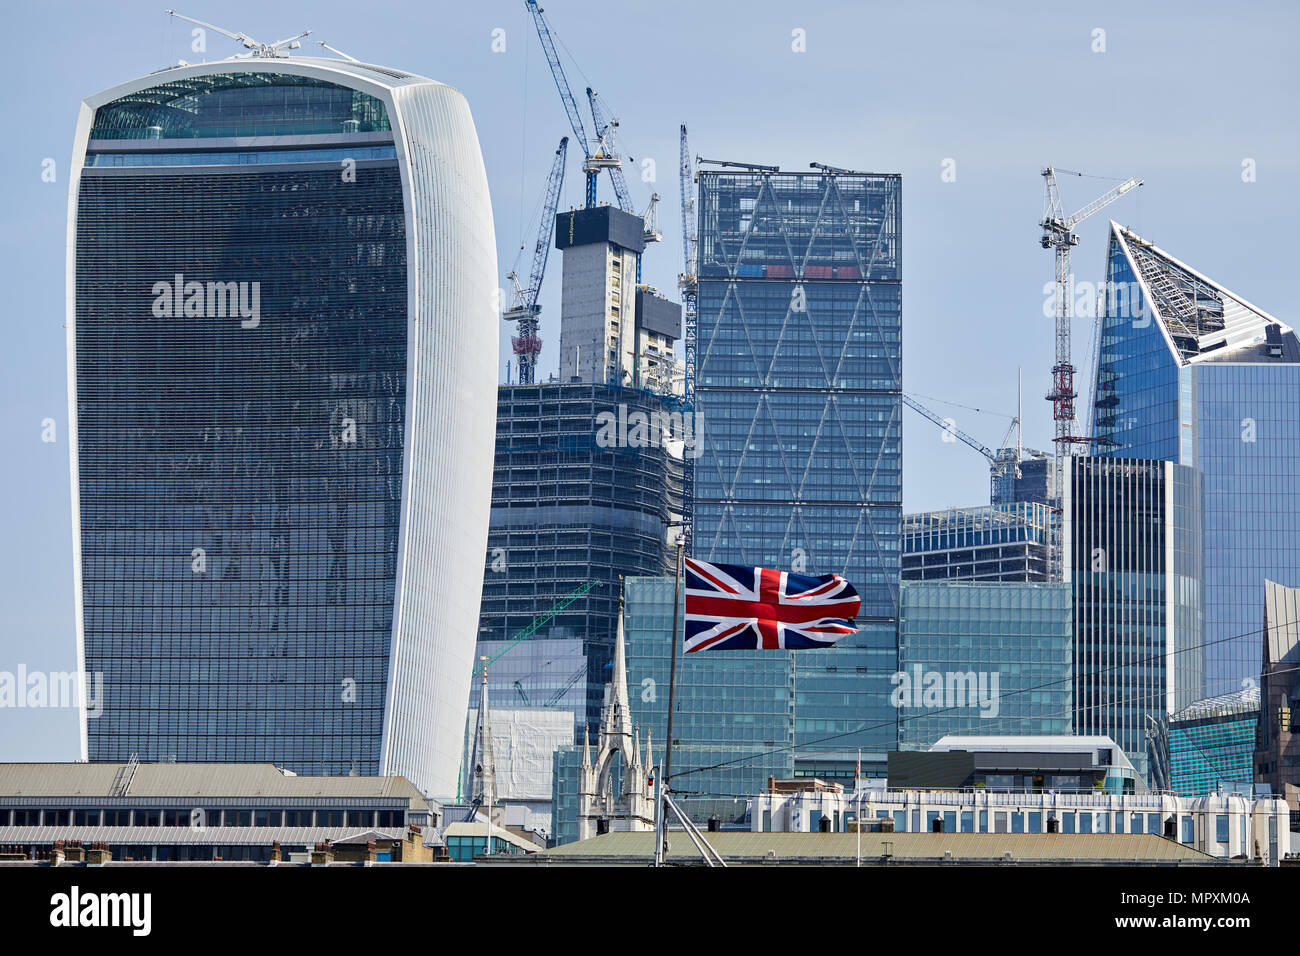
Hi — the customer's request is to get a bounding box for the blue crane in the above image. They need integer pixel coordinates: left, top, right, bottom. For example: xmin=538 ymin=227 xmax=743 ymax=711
xmin=525 ymin=0 xmax=631 ymax=211
xmin=503 ymin=137 xmax=568 ymax=385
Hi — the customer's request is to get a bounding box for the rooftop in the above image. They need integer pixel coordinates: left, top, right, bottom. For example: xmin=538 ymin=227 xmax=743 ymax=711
xmin=501 ymin=831 xmax=1226 ymax=866
xmin=0 ymin=763 xmax=429 ymax=806
xmin=1171 ymin=687 xmax=1261 ymax=724
xmin=1111 ymin=222 xmax=1297 ymax=366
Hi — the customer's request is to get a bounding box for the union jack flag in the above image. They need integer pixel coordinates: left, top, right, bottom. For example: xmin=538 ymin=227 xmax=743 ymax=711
xmin=684 ymin=558 xmax=861 ymax=653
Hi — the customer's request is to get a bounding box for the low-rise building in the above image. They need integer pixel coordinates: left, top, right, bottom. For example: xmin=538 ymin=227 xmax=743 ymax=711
xmin=0 ymin=761 xmax=439 ymax=864
xmin=750 ymin=778 xmax=1291 ymax=865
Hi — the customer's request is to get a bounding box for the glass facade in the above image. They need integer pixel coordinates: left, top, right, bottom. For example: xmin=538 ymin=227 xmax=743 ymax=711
xmin=1091 ymin=230 xmax=1179 ymax=460
xmin=1180 ymin=364 xmax=1300 ymax=695
xmin=1168 ymin=689 xmax=1260 ymax=795
xmin=70 ymin=63 xmax=501 ymax=796
xmin=1092 ymin=223 xmax=1300 ymax=697
xmin=1066 ymin=458 xmax=1204 ymax=784
xmin=88 ymin=72 xmax=391 ymax=139
xmin=902 ymin=502 xmax=1051 ymax=582
xmin=694 ymin=168 xmax=901 ymax=780
xmin=480 ymin=384 xmax=682 ymax=737
xmin=896 ymin=582 xmax=1072 ymax=748
xmin=76 ymin=128 xmax=405 ymax=774
xmin=623 ymin=576 xmax=793 ymax=823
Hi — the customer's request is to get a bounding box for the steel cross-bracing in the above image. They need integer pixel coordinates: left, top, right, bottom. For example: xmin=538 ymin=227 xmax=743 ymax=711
xmin=503 ymin=137 xmax=568 ymax=385
xmin=1039 ymin=166 xmax=1141 ymax=579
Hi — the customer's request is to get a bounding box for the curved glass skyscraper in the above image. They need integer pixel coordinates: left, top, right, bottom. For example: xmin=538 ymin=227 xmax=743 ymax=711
xmin=66 ymin=58 xmax=498 ymax=796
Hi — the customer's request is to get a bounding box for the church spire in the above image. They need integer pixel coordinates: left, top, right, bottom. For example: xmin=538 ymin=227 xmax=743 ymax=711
xmin=468 ymin=658 xmax=497 ymax=810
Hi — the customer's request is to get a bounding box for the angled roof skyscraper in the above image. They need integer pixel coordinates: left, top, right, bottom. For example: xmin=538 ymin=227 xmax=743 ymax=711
xmin=1091 ymin=222 xmax=1300 ymax=696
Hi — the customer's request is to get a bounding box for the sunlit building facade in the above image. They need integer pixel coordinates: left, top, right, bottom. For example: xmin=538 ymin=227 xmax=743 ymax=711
xmin=693 ymin=167 xmax=901 ymax=781
xmin=1092 ymin=223 xmax=1300 ymax=696
xmin=67 ymin=58 xmax=498 ymax=796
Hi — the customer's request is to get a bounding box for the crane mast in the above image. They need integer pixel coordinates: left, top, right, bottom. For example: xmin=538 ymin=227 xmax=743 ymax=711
xmin=1040 ymin=166 xmax=1141 ymax=579
xmin=504 ymin=137 xmax=568 ymax=385
xmin=678 ymin=124 xmax=699 ymax=555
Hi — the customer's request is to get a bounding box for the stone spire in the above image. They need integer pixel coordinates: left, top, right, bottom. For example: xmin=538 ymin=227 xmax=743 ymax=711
xmin=607 ymin=587 xmax=634 ymax=743
xmin=468 ymin=659 xmax=497 ymax=810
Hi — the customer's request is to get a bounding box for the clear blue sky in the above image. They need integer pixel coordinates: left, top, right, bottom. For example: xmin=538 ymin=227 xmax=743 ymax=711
xmin=2 ymin=0 xmax=1296 ymax=760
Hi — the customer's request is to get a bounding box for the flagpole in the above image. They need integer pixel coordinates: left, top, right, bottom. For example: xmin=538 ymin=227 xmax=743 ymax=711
xmin=856 ymin=748 xmax=861 ymax=867
xmin=664 ymin=535 xmax=683 ymax=785
xmin=657 ymin=531 xmax=684 ymax=866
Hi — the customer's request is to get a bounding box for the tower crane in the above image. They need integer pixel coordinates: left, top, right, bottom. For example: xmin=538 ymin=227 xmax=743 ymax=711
xmin=902 ymin=392 xmax=1049 ymax=504
xmin=1040 ymin=166 xmax=1141 ymax=578
xmin=678 ymin=124 xmax=699 ymax=555
xmin=585 ymin=87 xmax=634 ymax=214
xmin=503 ymin=137 xmax=568 ymax=385
xmin=525 ymin=1 xmax=623 ymax=210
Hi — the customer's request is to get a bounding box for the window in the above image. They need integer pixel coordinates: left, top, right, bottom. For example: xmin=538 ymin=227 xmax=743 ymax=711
xmin=961 ymin=811 xmax=974 ymax=833
xmin=1027 ymin=812 xmax=1042 ymax=833
xmin=1078 ymin=813 xmax=1092 ymax=834
xmin=1181 ymin=816 xmax=1194 ymax=844
xmin=73 ymin=810 xmax=101 ymax=826
xmin=1062 ymin=812 xmax=1076 ymax=834
xmin=1215 ymin=815 xmax=1228 ymax=843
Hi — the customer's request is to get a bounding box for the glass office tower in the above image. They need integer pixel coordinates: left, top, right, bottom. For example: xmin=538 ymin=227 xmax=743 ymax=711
xmin=67 ymin=59 xmax=498 ymax=796
xmin=902 ymin=502 xmax=1052 ymax=582
xmin=896 ymin=582 xmax=1072 ymax=749
xmin=694 ymin=167 xmax=901 ymax=781
xmin=479 ymin=384 xmax=682 ymax=738
xmin=1063 ymin=457 xmax=1204 ymax=786
xmin=1093 ymin=223 xmax=1300 ymax=695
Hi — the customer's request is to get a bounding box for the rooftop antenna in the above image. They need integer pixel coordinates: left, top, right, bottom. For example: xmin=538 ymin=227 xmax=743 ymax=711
xmin=164 ymin=10 xmax=311 ymax=58
xmin=318 ymin=40 xmax=360 ymax=62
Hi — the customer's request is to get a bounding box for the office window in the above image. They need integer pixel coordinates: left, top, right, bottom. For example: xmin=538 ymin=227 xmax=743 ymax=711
xmin=1062 ymin=812 xmax=1076 ymax=834
xmin=1028 ymin=812 xmax=1042 ymax=833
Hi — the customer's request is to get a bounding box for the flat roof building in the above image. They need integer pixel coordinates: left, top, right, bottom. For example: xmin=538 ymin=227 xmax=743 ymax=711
xmin=902 ymin=503 xmax=1052 ymax=583
xmin=693 ymin=165 xmax=901 ymax=783
xmin=0 ymin=761 xmax=439 ymax=863
xmin=897 ymin=582 xmax=1072 ymax=749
